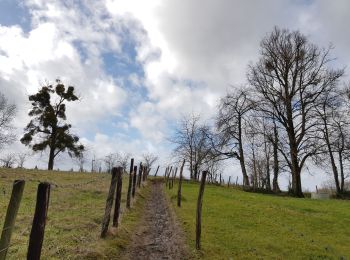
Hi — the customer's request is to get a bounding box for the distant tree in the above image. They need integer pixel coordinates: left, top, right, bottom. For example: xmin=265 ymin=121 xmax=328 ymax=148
xmin=116 ymin=152 xmax=131 ymax=172
xmin=16 ymin=152 xmax=28 ymax=168
xmin=142 ymin=152 xmax=158 ymax=170
xmin=170 ymin=114 xmax=212 ymax=180
xmin=248 ymin=27 xmax=344 ymax=197
xmin=74 ymin=151 xmax=87 ymax=172
xmin=20 ymin=79 xmax=84 ymax=170
xmin=1 ymin=153 xmax=16 ymax=168
xmin=103 ymin=153 xmax=118 ymax=173
xmin=0 ymin=92 xmax=16 ymax=150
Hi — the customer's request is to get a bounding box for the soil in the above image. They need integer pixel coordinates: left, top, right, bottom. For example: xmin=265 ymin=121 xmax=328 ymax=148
xmin=121 ymin=180 xmax=189 ymax=260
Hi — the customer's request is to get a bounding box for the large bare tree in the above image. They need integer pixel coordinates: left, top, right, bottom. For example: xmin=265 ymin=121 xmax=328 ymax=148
xmin=248 ymin=27 xmax=344 ymax=197
xmin=315 ymin=85 xmax=350 ymax=194
xmin=216 ymin=88 xmax=254 ymax=186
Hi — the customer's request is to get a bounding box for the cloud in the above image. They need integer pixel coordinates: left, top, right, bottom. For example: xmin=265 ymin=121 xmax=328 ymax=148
xmin=0 ymin=0 xmax=349 ymax=189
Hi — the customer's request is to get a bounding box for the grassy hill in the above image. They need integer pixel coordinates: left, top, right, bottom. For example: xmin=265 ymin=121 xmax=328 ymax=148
xmin=166 ymin=181 xmax=350 ymax=259
xmin=0 ymin=168 xmax=148 ymax=259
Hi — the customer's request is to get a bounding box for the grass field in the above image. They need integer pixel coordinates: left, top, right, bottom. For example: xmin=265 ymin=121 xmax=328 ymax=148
xmin=0 ymin=168 xmax=149 ymax=259
xmin=166 ymin=181 xmax=350 ymax=259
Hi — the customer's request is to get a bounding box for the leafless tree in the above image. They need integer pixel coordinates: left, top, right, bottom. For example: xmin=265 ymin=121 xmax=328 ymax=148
xmin=215 ymin=88 xmax=254 ymax=186
xmin=170 ymin=114 xmax=212 ymax=180
xmin=116 ymin=152 xmax=131 ymax=172
xmin=1 ymin=153 xmax=16 ymax=168
xmin=142 ymin=152 xmax=158 ymax=170
xmin=103 ymin=153 xmax=118 ymax=173
xmin=73 ymin=151 xmax=87 ymax=172
xmin=16 ymin=152 xmax=28 ymax=168
xmin=247 ymin=27 xmax=344 ymax=197
xmin=314 ymin=85 xmax=350 ymax=194
xmin=0 ymin=93 xmax=16 ymax=150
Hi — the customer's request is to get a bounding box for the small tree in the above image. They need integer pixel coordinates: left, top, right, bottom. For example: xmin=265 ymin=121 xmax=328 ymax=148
xmin=16 ymin=152 xmax=28 ymax=168
xmin=142 ymin=152 xmax=158 ymax=169
xmin=0 ymin=92 xmax=16 ymax=150
xmin=21 ymin=79 xmax=84 ymax=170
xmin=1 ymin=153 xmax=16 ymax=168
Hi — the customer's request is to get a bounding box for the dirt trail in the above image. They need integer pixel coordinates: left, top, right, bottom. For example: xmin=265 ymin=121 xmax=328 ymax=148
xmin=121 ymin=180 xmax=188 ymax=260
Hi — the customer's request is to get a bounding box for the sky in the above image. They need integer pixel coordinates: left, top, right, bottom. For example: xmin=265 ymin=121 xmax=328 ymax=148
xmin=0 ymin=0 xmax=349 ymax=190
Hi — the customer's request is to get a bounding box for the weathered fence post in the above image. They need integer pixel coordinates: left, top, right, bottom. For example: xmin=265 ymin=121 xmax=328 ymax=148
xmin=164 ymin=166 xmax=168 ymax=181
xmin=171 ymin=167 xmax=178 ymax=189
xmin=154 ymin=165 xmax=160 ymax=177
xmin=142 ymin=166 xmax=147 ymax=182
xmin=27 ymin=182 xmax=51 ymax=260
xmin=132 ymin=165 xmax=138 ymax=198
xmin=137 ymin=163 xmax=143 ymax=188
xmin=177 ymin=160 xmax=185 ymax=207
xmin=101 ymin=168 xmax=118 ymax=238
xmin=113 ymin=167 xmax=123 ymax=227
xmin=228 ymin=176 xmax=231 ymax=188
xmin=0 ymin=180 xmax=25 ymax=260
xmin=196 ymin=171 xmax=208 ymax=250
xmin=166 ymin=166 xmax=172 ymax=187
xmin=126 ymin=158 xmax=134 ymax=209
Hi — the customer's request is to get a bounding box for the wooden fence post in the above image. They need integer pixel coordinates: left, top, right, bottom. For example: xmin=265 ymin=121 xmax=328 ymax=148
xmin=177 ymin=160 xmax=185 ymax=207
xmin=196 ymin=171 xmax=208 ymax=250
xmin=171 ymin=167 xmax=178 ymax=189
xmin=27 ymin=182 xmax=51 ymax=260
xmin=132 ymin=165 xmax=138 ymax=198
xmin=0 ymin=180 xmax=25 ymax=260
xmin=228 ymin=176 xmax=231 ymax=188
xmin=137 ymin=163 xmax=142 ymax=188
xmin=126 ymin=158 xmax=134 ymax=209
xmin=113 ymin=167 xmax=123 ymax=227
xmin=166 ymin=166 xmax=172 ymax=187
xmin=142 ymin=166 xmax=147 ymax=182
xmin=101 ymin=168 xmax=118 ymax=238
xmin=163 ymin=166 xmax=168 ymax=181
xmin=154 ymin=165 xmax=160 ymax=177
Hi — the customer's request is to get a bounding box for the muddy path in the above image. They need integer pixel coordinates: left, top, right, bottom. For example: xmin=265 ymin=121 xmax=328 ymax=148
xmin=121 ymin=179 xmax=188 ymax=260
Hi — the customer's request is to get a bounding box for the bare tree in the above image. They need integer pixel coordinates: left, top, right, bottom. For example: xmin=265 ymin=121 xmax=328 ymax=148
xmin=248 ymin=27 xmax=344 ymax=197
xmin=0 ymin=93 xmax=16 ymax=149
xmin=116 ymin=152 xmax=131 ymax=172
xmin=170 ymin=114 xmax=212 ymax=180
xmin=73 ymin=151 xmax=87 ymax=172
xmin=142 ymin=152 xmax=158 ymax=170
xmin=314 ymin=85 xmax=350 ymax=194
xmin=215 ymin=88 xmax=254 ymax=186
xmin=1 ymin=153 xmax=16 ymax=168
xmin=16 ymin=152 xmax=28 ymax=168
xmin=103 ymin=153 xmax=118 ymax=173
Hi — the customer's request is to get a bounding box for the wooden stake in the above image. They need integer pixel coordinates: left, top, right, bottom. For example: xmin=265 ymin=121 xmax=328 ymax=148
xmin=101 ymin=168 xmax=118 ymax=238
xmin=177 ymin=160 xmax=185 ymax=207
xmin=132 ymin=165 xmax=137 ymax=198
xmin=0 ymin=180 xmax=25 ymax=260
xmin=196 ymin=171 xmax=208 ymax=250
xmin=27 ymin=182 xmax=51 ymax=260
xmin=126 ymin=158 xmax=134 ymax=209
xmin=113 ymin=167 xmax=123 ymax=227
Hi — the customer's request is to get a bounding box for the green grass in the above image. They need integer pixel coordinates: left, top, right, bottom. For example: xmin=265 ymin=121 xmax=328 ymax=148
xmin=0 ymin=168 xmax=149 ymax=259
xmin=166 ymin=181 xmax=350 ymax=259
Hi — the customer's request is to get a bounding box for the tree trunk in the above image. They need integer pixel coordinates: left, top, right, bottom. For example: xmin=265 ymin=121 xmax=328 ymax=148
xmin=339 ymin=151 xmax=345 ymax=193
xmin=238 ymin=116 xmax=249 ymax=186
xmin=324 ymin=123 xmax=341 ymax=194
xmin=48 ymin=146 xmax=55 ymax=170
xmin=272 ymin=124 xmax=280 ymax=193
